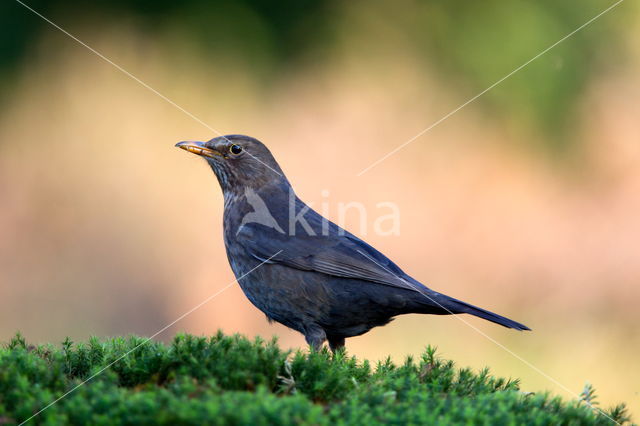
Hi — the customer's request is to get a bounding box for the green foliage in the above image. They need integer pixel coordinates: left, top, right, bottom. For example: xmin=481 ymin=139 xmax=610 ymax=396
xmin=2 ymin=0 xmax=628 ymax=147
xmin=391 ymin=0 xmax=628 ymax=152
xmin=0 ymin=332 xmax=631 ymax=425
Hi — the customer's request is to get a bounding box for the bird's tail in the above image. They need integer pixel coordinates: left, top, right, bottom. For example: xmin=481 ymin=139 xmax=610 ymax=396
xmin=421 ymin=293 xmax=531 ymax=331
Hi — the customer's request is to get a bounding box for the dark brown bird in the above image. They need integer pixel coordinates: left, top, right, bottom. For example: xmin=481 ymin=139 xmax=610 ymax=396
xmin=176 ymin=135 xmax=530 ymax=352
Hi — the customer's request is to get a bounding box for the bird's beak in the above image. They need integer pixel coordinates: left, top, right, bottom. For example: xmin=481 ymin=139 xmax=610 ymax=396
xmin=175 ymin=141 xmax=223 ymax=159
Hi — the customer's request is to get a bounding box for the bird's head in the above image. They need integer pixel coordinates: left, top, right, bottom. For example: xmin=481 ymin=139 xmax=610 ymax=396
xmin=176 ymin=135 xmax=289 ymax=194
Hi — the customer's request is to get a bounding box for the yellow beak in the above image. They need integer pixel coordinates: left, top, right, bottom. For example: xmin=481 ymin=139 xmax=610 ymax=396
xmin=175 ymin=141 xmax=223 ymax=159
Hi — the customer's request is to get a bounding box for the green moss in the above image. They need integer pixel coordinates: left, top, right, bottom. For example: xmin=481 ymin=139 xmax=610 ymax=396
xmin=0 ymin=332 xmax=631 ymax=425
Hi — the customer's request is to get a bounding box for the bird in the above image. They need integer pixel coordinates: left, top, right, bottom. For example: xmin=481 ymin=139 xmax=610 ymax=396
xmin=176 ymin=135 xmax=530 ymax=352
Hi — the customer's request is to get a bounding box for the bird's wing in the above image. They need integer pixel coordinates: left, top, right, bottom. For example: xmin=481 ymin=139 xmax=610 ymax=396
xmin=235 ymin=213 xmax=423 ymax=293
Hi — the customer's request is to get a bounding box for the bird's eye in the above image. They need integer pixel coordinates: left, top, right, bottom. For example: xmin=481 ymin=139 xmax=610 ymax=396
xmin=230 ymin=144 xmax=243 ymax=155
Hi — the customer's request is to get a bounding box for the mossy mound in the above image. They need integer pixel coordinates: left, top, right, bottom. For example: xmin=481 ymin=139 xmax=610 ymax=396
xmin=0 ymin=332 xmax=631 ymax=425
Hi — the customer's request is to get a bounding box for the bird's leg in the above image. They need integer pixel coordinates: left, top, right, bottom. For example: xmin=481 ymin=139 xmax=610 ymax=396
xmin=304 ymin=327 xmax=327 ymax=351
xmin=327 ymin=336 xmax=345 ymax=353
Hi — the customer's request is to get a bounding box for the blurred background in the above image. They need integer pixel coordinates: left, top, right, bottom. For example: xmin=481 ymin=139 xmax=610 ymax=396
xmin=1 ymin=0 xmax=638 ymax=416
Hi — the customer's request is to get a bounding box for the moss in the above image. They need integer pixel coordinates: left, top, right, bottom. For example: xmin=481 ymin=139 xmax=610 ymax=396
xmin=0 ymin=332 xmax=631 ymax=425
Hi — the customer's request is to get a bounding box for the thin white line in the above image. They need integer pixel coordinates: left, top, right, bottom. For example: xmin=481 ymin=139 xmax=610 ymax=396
xmin=356 ymin=249 xmax=619 ymax=425
xmin=243 ymin=149 xmax=284 ymax=177
xmin=19 ymin=250 xmax=283 ymax=425
xmin=357 ymin=0 xmax=626 ymax=176
xmin=14 ymin=0 xmax=220 ymax=136
xmin=14 ymin=0 xmax=283 ymax=178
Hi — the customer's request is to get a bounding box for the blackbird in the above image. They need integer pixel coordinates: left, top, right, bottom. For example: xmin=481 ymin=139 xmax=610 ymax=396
xmin=176 ymin=135 xmax=530 ymax=351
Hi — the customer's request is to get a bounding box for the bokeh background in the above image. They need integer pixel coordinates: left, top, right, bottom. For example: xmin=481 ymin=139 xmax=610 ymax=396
xmin=1 ymin=0 xmax=638 ymax=416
